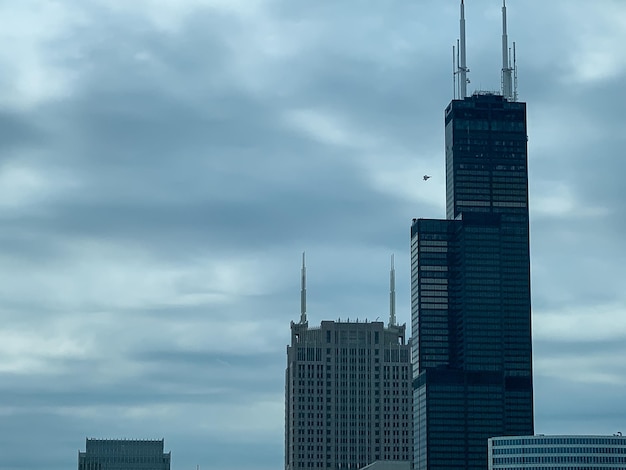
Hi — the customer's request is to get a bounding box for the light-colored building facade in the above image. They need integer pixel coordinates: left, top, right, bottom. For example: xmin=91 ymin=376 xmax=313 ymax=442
xmin=285 ymin=254 xmax=412 ymax=470
xmin=78 ymin=438 xmax=171 ymax=470
xmin=285 ymin=319 xmax=413 ymax=470
xmin=488 ymin=434 xmax=626 ymax=470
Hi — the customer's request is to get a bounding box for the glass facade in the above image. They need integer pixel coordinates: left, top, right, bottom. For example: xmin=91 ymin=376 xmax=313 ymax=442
xmin=411 ymin=93 xmax=533 ymax=470
xmin=488 ymin=435 xmax=626 ymax=470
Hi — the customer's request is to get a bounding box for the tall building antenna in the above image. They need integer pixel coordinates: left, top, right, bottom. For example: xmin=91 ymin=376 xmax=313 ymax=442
xmin=458 ymin=0 xmax=469 ymax=98
xmin=389 ymin=254 xmax=396 ymax=327
xmin=513 ymin=40 xmax=518 ymax=101
xmin=300 ymin=252 xmax=307 ymax=324
xmin=501 ymin=0 xmax=514 ymax=100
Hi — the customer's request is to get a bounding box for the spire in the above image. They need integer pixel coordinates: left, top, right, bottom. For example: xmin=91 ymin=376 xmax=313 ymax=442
xmin=501 ymin=0 xmax=514 ymax=100
xmin=389 ymin=254 xmax=396 ymax=327
xmin=458 ymin=0 xmax=469 ymax=98
xmin=300 ymin=252 xmax=307 ymax=324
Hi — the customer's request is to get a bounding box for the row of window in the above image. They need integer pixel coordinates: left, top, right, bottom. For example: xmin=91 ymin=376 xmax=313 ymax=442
xmin=494 ymin=467 xmax=610 ymax=470
xmin=80 ymin=457 xmax=169 ymax=467
xmin=292 ymin=457 xmax=409 ymax=468
xmin=493 ymin=437 xmax=626 ymax=446
xmin=494 ymin=456 xmax=626 ymax=464
xmin=494 ymin=446 xmax=626 ymax=455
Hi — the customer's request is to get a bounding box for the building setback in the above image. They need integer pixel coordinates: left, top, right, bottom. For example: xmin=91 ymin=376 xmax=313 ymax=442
xmin=411 ymin=3 xmax=533 ymax=470
xmin=78 ymin=438 xmax=171 ymax=470
xmin=285 ymin=256 xmax=413 ymax=470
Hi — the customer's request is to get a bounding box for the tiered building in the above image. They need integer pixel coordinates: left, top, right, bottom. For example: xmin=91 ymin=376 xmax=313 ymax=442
xmin=411 ymin=2 xmax=533 ymax=470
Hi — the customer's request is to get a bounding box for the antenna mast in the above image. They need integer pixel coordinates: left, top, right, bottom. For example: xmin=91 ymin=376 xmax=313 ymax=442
xmin=452 ymin=44 xmax=456 ymax=99
xmin=389 ymin=254 xmax=396 ymax=327
xmin=300 ymin=252 xmax=307 ymax=324
xmin=458 ymin=0 xmax=469 ymax=99
xmin=513 ymin=41 xmax=518 ymax=101
xmin=501 ymin=0 xmax=515 ymax=100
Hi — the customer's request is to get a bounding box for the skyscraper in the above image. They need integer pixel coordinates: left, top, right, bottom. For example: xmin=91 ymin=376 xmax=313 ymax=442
xmin=411 ymin=2 xmax=533 ymax=470
xmin=285 ymin=256 xmax=413 ymax=470
xmin=78 ymin=438 xmax=171 ymax=470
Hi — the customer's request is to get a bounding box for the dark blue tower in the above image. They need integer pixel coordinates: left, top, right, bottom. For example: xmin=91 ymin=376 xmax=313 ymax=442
xmin=411 ymin=3 xmax=533 ymax=470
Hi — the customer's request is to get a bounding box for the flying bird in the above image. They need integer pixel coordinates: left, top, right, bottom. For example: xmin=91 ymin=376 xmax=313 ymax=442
xmin=423 ymin=175 xmax=431 ymax=181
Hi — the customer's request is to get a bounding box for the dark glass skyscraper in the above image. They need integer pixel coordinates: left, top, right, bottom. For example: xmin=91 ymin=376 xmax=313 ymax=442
xmin=411 ymin=92 xmax=533 ymax=470
xmin=411 ymin=7 xmax=534 ymax=465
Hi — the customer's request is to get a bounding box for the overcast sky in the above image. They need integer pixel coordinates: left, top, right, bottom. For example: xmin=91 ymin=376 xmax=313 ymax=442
xmin=1 ymin=1 xmax=625 ymax=469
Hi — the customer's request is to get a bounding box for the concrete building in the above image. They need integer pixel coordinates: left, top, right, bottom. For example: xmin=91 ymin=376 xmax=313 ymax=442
xmin=78 ymin=438 xmax=171 ymax=470
xmin=285 ymin=255 xmax=412 ymax=470
xmin=411 ymin=3 xmax=533 ymax=470
xmin=488 ymin=435 xmax=626 ymax=470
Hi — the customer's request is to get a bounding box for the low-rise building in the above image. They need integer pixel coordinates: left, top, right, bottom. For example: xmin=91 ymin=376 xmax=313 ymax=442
xmin=78 ymin=438 xmax=171 ymax=470
xmin=488 ymin=434 xmax=626 ymax=470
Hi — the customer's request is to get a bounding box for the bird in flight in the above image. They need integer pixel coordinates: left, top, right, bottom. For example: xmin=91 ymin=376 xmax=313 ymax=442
xmin=423 ymin=175 xmax=431 ymax=181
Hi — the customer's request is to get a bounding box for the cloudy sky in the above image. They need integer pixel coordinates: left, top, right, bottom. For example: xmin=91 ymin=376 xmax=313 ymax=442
xmin=1 ymin=0 xmax=625 ymax=469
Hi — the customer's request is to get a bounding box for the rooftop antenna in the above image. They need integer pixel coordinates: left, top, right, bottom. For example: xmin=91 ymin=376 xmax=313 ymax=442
xmin=452 ymin=43 xmax=456 ymax=98
xmin=457 ymin=0 xmax=469 ymax=98
xmin=513 ymin=40 xmax=518 ymax=101
xmin=501 ymin=0 xmax=514 ymax=100
xmin=389 ymin=254 xmax=396 ymax=327
xmin=300 ymin=252 xmax=307 ymax=324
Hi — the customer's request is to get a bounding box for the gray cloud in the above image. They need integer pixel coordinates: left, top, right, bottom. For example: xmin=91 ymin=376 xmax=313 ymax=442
xmin=0 ymin=1 xmax=625 ymax=469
